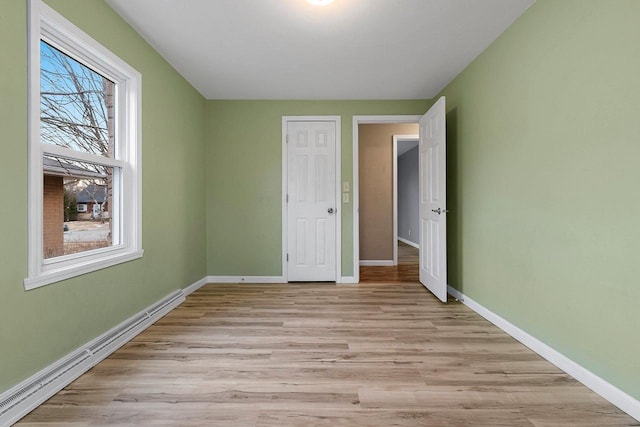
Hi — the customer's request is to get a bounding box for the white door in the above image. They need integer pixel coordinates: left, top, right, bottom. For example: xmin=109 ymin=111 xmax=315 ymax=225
xmin=286 ymin=121 xmax=337 ymax=281
xmin=419 ymin=96 xmax=448 ymax=302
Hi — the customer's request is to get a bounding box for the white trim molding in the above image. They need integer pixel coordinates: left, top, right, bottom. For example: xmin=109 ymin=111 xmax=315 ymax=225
xmin=447 ymin=285 xmax=640 ymax=422
xmin=398 ymin=237 xmax=419 ymax=249
xmin=352 ymin=115 xmax=422 ymax=284
xmin=206 ymin=276 xmax=285 ymax=284
xmin=183 ymin=276 xmax=209 ymax=296
xmin=392 ymin=137 xmax=397 ymax=266
xmin=282 ymin=116 xmax=342 ymax=283
xmin=359 ymin=260 xmax=394 ymax=267
xmin=207 ymin=276 xmax=361 ymax=285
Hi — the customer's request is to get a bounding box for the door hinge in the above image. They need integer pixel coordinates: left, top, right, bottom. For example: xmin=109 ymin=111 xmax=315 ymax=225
xmin=286 ymin=253 xmax=289 ymax=262
xmin=286 ymin=134 xmax=289 ymax=144
xmin=286 ymin=194 xmax=289 ymax=203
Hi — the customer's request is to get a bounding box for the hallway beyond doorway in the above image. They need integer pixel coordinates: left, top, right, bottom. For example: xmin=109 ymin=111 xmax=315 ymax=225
xmin=360 ymin=241 xmax=418 ymax=283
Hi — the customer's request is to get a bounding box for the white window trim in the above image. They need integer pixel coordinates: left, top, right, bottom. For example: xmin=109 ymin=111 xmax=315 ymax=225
xmin=25 ymin=0 xmax=143 ymax=290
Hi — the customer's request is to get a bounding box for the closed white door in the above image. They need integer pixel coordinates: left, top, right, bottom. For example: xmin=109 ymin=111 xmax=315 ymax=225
xmin=286 ymin=121 xmax=337 ymax=281
xmin=419 ymin=96 xmax=448 ymax=302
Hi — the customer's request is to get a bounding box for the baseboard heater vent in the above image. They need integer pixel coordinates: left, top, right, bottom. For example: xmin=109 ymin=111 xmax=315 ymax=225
xmin=147 ymin=290 xmax=184 ymax=319
xmin=0 ymin=350 xmax=90 ymax=417
xmin=0 ymin=289 xmax=185 ymax=426
xmin=87 ymin=312 xmax=149 ymax=357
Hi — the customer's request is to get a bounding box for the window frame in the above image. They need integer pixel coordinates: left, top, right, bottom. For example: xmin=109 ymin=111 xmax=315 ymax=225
xmin=25 ymin=0 xmax=143 ymax=290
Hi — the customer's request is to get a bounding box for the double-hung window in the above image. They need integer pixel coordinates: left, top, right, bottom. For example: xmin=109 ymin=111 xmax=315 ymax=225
xmin=26 ymin=0 xmax=142 ymax=289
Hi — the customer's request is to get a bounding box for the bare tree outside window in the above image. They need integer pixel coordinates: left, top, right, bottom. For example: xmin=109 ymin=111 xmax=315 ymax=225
xmin=40 ymin=41 xmax=116 ymax=258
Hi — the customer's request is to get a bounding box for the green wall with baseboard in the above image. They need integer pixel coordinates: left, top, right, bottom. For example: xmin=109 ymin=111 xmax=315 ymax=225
xmin=441 ymin=0 xmax=640 ymax=399
xmin=2 ymin=0 xmax=638 ymax=412
xmin=205 ymin=100 xmax=431 ymax=277
xmin=0 ymin=0 xmax=207 ymax=391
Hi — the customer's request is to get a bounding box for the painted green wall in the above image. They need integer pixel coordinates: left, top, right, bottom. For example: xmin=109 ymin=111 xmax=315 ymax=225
xmin=0 ymin=0 xmax=207 ymax=391
xmin=3 ymin=0 xmax=637 ymax=410
xmin=205 ymin=100 xmax=431 ymax=277
xmin=441 ymin=0 xmax=640 ymax=399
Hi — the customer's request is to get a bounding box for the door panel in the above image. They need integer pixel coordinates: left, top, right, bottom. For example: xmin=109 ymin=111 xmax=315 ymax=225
xmin=287 ymin=121 xmax=337 ymax=281
xmin=419 ymin=97 xmax=448 ymax=302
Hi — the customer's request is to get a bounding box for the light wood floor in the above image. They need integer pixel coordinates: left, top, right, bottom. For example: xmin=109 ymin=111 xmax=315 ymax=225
xmin=19 ymin=282 xmax=637 ymax=426
xmin=360 ymin=241 xmax=419 ymax=283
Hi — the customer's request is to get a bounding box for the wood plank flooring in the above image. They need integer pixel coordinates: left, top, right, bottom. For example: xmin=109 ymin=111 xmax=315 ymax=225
xmin=360 ymin=241 xmax=419 ymax=283
xmin=18 ymin=282 xmax=638 ymax=426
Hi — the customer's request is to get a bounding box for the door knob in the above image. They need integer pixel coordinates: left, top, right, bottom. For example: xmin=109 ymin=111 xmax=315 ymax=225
xmin=328 ymin=208 xmax=335 ymax=214
xmin=431 ymin=208 xmax=449 ymax=214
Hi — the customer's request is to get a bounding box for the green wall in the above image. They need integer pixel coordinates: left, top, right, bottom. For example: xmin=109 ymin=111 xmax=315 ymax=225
xmin=2 ymin=0 xmax=638 ymax=411
xmin=205 ymin=100 xmax=431 ymax=277
xmin=0 ymin=0 xmax=207 ymax=391
xmin=441 ymin=0 xmax=640 ymax=399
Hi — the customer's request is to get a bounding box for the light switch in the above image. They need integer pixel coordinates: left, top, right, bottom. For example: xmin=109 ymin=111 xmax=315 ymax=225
xmin=342 ymin=181 xmax=350 ymax=192
xmin=342 ymin=192 xmax=350 ymax=203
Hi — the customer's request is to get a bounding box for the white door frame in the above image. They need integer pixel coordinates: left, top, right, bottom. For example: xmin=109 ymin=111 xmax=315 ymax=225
xmin=352 ymin=115 xmax=422 ymax=283
xmin=282 ymin=116 xmax=342 ymax=283
xmin=393 ymin=134 xmax=419 ymax=266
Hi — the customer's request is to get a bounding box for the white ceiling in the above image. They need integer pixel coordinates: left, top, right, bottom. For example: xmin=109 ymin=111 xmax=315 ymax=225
xmin=106 ymin=0 xmax=534 ymax=100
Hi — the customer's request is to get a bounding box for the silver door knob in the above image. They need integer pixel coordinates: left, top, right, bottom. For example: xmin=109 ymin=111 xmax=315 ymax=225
xmin=328 ymin=208 xmax=335 ymax=214
xmin=431 ymin=208 xmax=449 ymax=214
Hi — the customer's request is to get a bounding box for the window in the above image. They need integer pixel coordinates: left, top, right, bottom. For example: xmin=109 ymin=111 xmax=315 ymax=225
xmin=26 ymin=0 xmax=142 ymax=289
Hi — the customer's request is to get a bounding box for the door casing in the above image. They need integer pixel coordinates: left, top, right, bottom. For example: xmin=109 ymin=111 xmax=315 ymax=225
xmin=282 ymin=116 xmax=342 ymax=282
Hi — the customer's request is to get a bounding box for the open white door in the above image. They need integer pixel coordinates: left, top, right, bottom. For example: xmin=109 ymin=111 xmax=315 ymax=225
xmin=419 ymin=96 xmax=447 ymax=302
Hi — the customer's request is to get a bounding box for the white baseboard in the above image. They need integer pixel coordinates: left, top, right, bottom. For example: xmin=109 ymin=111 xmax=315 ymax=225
xmin=397 ymin=237 xmax=419 ymax=249
xmin=206 ymin=275 xmax=285 ymax=284
xmin=359 ymin=260 xmax=394 ymax=267
xmin=183 ymin=276 xmax=209 ymax=296
xmin=0 ymin=284 xmax=193 ymax=427
xmin=447 ymin=285 xmax=640 ymax=422
xmin=207 ymin=276 xmax=359 ymax=285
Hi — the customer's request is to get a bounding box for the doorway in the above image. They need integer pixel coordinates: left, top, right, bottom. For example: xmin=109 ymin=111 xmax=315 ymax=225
xmin=356 ymin=123 xmax=419 ymax=283
xmin=353 ymin=98 xmax=448 ymax=301
xmin=393 ymin=134 xmax=419 ymax=266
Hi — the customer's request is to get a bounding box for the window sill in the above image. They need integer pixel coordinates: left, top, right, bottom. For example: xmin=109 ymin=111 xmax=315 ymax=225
xmin=24 ymin=249 xmax=144 ymax=290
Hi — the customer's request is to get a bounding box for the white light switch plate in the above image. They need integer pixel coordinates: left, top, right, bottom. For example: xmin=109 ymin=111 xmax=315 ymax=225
xmin=342 ymin=182 xmax=350 ymax=192
xmin=342 ymin=192 xmax=349 ymax=203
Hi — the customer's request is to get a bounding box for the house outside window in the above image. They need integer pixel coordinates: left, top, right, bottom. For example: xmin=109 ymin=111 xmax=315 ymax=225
xmin=26 ymin=0 xmax=143 ymax=289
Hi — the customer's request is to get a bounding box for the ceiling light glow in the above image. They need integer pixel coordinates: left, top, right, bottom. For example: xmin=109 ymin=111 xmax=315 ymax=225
xmin=306 ymin=0 xmax=335 ymax=6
